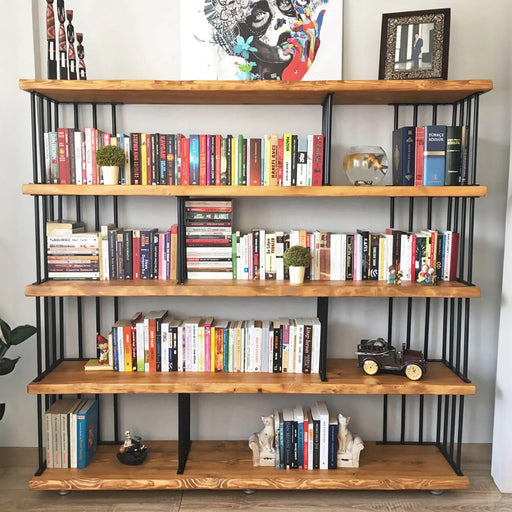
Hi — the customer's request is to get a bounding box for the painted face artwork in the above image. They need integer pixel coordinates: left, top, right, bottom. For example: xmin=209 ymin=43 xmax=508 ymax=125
xmin=204 ymin=0 xmax=328 ymax=80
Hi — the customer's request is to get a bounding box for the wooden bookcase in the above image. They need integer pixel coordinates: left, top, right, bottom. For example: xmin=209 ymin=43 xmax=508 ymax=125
xmin=21 ymin=78 xmax=491 ymax=492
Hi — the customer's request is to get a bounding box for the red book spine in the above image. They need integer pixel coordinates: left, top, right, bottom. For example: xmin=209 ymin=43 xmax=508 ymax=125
xmin=277 ymin=137 xmax=284 ymax=186
xmin=199 ymin=134 xmax=207 ymax=185
xmin=148 ymin=318 xmax=157 ymax=372
xmin=132 ymin=231 xmax=140 ymax=280
xmin=181 ymin=137 xmax=190 ymax=186
xmin=215 ymin=134 xmax=222 ymax=185
xmin=449 ymin=232 xmax=459 ymax=280
xmin=414 ymin=126 xmax=425 ymax=186
xmin=312 ymin=134 xmax=324 ymax=186
xmin=57 ymin=128 xmax=70 ymax=184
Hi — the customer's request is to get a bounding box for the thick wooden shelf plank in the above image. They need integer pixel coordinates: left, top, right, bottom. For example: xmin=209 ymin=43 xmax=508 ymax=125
xmin=25 ymin=279 xmax=481 ymax=298
xmin=22 ymin=183 xmax=488 ymax=198
xmin=28 ymin=441 xmax=469 ymax=491
xmin=27 ymin=360 xmax=475 ymax=395
xmin=19 ymin=79 xmax=492 ymax=106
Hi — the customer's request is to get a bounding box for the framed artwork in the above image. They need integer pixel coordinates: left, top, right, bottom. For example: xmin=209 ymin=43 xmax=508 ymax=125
xmin=378 ymin=8 xmax=450 ymax=80
xmin=180 ymin=0 xmax=343 ymax=81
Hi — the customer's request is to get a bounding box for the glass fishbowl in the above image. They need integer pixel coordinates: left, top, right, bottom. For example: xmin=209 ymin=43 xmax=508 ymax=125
xmin=342 ymin=146 xmax=388 ymax=186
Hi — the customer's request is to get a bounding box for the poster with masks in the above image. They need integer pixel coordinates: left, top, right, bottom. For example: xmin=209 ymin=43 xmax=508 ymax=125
xmin=181 ymin=0 xmax=342 ymax=81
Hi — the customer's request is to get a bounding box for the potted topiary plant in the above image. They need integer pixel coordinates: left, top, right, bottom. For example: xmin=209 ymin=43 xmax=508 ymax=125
xmin=283 ymin=245 xmax=311 ymax=285
xmin=95 ymin=144 xmax=126 ymax=185
xmin=0 ymin=317 xmax=37 ymax=421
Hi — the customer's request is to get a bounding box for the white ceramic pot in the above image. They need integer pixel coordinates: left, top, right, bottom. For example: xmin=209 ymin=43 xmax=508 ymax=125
xmin=102 ymin=165 xmax=119 ymax=185
xmin=289 ymin=266 xmax=306 ymax=285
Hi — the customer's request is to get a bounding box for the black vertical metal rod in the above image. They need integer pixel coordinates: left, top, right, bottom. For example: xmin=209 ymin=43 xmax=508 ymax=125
xmin=470 ymin=94 xmax=480 ymax=185
xmin=317 ymin=297 xmax=329 ymax=381
xmin=432 ymin=105 xmax=438 ymax=125
xmin=412 ymin=105 xmax=418 ymax=127
xmin=418 ymin=395 xmax=424 ymax=443
xmin=400 ymin=395 xmax=406 ymax=443
xmin=443 ymin=395 xmax=449 ymax=451
xmin=178 ymin=393 xmax=191 ymax=474
xmin=382 ymin=395 xmax=388 ymax=443
xmin=449 ymin=396 xmax=457 ymax=461
xmin=321 ymin=93 xmax=333 ymax=185
xmin=456 ymin=396 xmax=465 ymax=472
xmin=436 ymin=395 xmax=443 ymax=445
xmin=462 ymin=299 xmax=471 ymax=381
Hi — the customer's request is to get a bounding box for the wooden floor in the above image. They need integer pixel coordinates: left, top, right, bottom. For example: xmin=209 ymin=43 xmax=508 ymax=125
xmin=0 ymin=444 xmax=509 ymax=511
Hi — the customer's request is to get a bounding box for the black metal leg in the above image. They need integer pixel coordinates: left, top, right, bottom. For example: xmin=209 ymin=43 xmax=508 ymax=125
xmin=178 ymin=393 xmax=191 ymax=474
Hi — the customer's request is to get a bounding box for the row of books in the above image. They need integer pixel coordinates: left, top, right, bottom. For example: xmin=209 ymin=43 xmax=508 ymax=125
xmin=185 ymin=199 xmax=233 ymax=280
xmin=45 ymin=128 xmax=325 ymax=187
xmin=100 ymin=224 xmax=179 ymax=281
xmin=392 ymin=124 xmax=468 ymax=186
xmin=230 ymin=227 xmax=459 ymax=282
xmin=271 ymin=402 xmax=338 ymax=470
xmin=44 ymin=398 xmax=98 ymax=469
xmin=90 ymin=311 xmax=322 ymax=374
xmin=46 ymin=220 xmax=179 ymax=281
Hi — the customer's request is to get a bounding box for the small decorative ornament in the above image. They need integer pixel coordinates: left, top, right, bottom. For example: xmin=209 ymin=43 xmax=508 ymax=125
xmin=248 ymin=414 xmax=275 ymax=467
xmin=343 ymin=146 xmax=388 ymax=186
xmin=117 ymin=430 xmax=148 ymax=465
xmin=388 ymin=265 xmax=403 ymax=285
xmin=337 ymin=413 xmax=364 ymax=468
xmin=417 ymin=265 xmax=438 ymax=285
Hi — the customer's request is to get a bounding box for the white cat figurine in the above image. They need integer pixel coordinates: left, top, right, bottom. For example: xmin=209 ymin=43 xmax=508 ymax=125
xmin=337 ymin=412 xmax=364 ymax=468
xmin=257 ymin=414 xmax=275 ymax=453
xmin=337 ymin=413 xmax=354 ymax=454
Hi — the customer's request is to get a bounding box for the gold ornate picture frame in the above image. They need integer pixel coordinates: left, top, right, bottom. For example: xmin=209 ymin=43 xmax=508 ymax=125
xmin=379 ymin=9 xmax=450 ymax=80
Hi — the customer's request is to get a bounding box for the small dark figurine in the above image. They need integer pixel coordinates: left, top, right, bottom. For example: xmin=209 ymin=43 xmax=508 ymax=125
xmin=117 ymin=430 xmax=148 ymax=465
xmin=388 ymin=265 xmax=403 ymax=285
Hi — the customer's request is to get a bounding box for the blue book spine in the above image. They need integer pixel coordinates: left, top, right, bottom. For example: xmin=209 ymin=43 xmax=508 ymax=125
xmin=423 ymin=125 xmax=447 ymax=186
xmin=189 ymin=134 xmax=199 ymax=185
xmin=77 ymin=400 xmax=98 ymax=469
xmin=297 ymin=421 xmax=304 ymax=469
xmin=279 ymin=420 xmax=285 ymax=469
xmin=112 ymin=328 xmax=119 ymax=371
xmin=328 ymin=421 xmax=339 ymax=469
xmin=392 ymin=126 xmax=415 ymax=185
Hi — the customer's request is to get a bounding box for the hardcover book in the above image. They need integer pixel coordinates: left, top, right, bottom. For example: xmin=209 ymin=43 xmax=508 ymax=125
xmin=423 ymin=125 xmax=447 ymax=186
xmin=76 ymin=399 xmax=98 ymax=469
xmin=392 ymin=126 xmax=415 ymax=186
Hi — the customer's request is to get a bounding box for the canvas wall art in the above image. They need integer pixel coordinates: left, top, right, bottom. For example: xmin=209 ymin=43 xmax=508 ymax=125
xmin=181 ymin=0 xmax=342 ymax=81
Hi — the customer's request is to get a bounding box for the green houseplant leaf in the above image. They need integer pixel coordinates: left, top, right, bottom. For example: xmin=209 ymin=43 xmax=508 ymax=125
xmin=1 ymin=316 xmax=37 ymax=420
xmin=9 ymin=325 xmax=37 ymax=346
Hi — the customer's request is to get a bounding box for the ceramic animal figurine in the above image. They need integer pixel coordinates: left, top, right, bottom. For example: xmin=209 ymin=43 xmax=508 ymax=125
xmin=257 ymin=414 xmax=275 ymax=454
xmin=337 ymin=412 xmax=364 ymax=468
xmin=249 ymin=413 xmax=276 ymax=467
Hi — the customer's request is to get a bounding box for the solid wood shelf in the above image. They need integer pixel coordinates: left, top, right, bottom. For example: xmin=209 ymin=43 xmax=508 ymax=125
xmin=19 ymin=79 xmax=492 ymax=106
xmin=27 ymin=359 xmax=475 ymax=396
xmin=25 ymin=279 xmax=481 ymax=298
xmin=28 ymin=440 xmax=469 ymax=491
xmin=22 ymin=183 xmax=488 ymax=198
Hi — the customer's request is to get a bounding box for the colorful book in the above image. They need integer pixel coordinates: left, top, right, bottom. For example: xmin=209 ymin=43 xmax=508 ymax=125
xmin=76 ymin=399 xmax=98 ymax=469
xmin=423 ymin=125 xmax=447 ymax=186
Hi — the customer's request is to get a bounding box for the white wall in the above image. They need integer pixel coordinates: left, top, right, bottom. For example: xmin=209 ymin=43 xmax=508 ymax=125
xmin=1 ymin=0 xmax=510 ymax=452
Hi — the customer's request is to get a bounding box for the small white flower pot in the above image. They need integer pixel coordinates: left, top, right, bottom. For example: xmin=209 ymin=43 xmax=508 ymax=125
xmin=289 ymin=266 xmax=306 ymax=285
xmin=102 ymin=166 xmax=119 ymax=185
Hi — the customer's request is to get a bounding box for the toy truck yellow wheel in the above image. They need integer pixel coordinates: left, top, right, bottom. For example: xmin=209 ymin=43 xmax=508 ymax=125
xmin=363 ymin=359 xmax=379 ymax=376
xmin=405 ymin=364 xmax=423 ymax=380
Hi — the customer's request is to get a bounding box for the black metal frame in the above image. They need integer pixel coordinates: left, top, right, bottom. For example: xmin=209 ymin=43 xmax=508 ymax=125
xmin=27 ymin=88 xmax=481 ymax=479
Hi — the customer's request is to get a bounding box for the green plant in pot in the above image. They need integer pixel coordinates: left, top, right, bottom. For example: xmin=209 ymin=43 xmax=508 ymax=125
xmin=283 ymin=245 xmax=311 ymax=285
xmin=0 ymin=317 xmax=37 ymax=420
xmin=95 ymin=144 xmax=125 ymax=185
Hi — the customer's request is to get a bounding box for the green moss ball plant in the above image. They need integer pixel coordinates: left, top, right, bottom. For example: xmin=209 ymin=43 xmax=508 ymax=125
xmin=95 ymin=145 xmax=126 ymax=167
